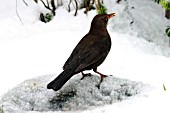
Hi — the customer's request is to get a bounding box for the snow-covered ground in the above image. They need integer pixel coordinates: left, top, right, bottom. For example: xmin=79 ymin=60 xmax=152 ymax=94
xmin=0 ymin=0 xmax=170 ymax=113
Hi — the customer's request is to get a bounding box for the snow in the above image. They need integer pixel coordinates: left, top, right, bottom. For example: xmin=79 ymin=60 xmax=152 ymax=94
xmin=106 ymin=0 xmax=170 ymax=46
xmin=0 ymin=0 xmax=170 ymax=113
xmin=0 ymin=74 xmax=146 ymax=112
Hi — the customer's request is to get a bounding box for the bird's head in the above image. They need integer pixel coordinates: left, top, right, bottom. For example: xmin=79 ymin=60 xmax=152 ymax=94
xmin=91 ymin=13 xmax=116 ymax=29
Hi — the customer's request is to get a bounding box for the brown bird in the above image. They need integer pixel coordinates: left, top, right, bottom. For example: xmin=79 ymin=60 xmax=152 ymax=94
xmin=47 ymin=13 xmax=115 ymax=91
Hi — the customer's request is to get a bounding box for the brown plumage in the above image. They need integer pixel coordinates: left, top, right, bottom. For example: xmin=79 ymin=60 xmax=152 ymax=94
xmin=47 ymin=13 xmax=115 ymax=91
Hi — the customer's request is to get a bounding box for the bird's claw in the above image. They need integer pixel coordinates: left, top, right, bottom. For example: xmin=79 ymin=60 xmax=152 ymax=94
xmin=100 ymin=74 xmax=107 ymax=83
xmin=80 ymin=72 xmax=92 ymax=80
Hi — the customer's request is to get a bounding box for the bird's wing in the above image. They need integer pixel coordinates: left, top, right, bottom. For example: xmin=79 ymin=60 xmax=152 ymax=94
xmin=63 ymin=34 xmax=106 ymax=72
xmin=63 ymin=34 xmax=92 ymax=70
xmin=74 ymin=47 xmax=102 ymax=72
xmin=63 ymin=44 xmax=80 ymax=70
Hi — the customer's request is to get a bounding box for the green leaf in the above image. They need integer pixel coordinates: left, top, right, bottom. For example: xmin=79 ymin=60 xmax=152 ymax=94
xmin=165 ymin=27 xmax=170 ymax=34
xmin=160 ymin=0 xmax=170 ymax=10
xmin=97 ymin=4 xmax=107 ymax=14
xmin=163 ymin=84 xmax=166 ymax=91
xmin=166 ymin=26 xmax=170 ymax=38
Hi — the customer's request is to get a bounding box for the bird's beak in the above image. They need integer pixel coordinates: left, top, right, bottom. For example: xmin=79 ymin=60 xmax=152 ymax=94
xmin=107 ymin=13 xmax=116 ymax=19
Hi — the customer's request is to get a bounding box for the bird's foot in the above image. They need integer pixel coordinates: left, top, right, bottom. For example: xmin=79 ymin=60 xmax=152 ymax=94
xmin=100 ymin=74 xmax=107 ymax=83
xmin=80 ymin=72 xmax=92 ymax=80
xmin=96 ymin=74 xmax=107 ymax=89
xmin=93 ymin=69 xmax=107 ymax=83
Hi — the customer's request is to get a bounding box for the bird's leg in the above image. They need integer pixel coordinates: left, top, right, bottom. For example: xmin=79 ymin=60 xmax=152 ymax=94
xmin=93 ymin=68 xmax=107 ymax=83
xmin=80 ymin=72 xmax=92 ymax=80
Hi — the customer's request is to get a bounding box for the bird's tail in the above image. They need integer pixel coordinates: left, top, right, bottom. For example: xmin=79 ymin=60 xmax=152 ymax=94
xmin=47 ymin=68 xmax=74 ymax=91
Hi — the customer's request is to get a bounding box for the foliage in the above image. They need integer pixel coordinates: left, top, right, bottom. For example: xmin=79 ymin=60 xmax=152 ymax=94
xmin=154 ymin=0 xmax=170 ymax=37
xmin=163 ymin=83 xmax=166 ymax=91
xmin=33 ymin=0 xmax=56 ymax=22
xmin=32 ymin=0 xmax=108 ymax=22
xmin=160 ymin=0 xmax=170 ymax=10
xmin=84 ymin=0 xmax=108 ymax=15
xmin=155 ymin=0 xmax=170 ymax=10
xmin=40 ymin=12 xmax=53 ymax=23
xmin=97 ymin=4 xmax=107 ymax=14
xmin=45 ymin=13 xmax=53 ymax=22
xmin=165 ymin=26 xmax=170 ymax=38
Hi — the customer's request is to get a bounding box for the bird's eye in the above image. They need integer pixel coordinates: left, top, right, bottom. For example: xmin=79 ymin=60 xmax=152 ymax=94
xmin=104 ymin=17 xmax=108 ymax=21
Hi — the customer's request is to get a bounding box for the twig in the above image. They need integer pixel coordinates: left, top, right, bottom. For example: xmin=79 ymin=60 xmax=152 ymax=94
xmin=40 ymin=0 xmax=56 ymax=15
xmin=34 ymin=0 xmax=38 ymax=3
xmin=68 ymin=0 xmax=71 ymax=12
xmin=94 ymin=0 xmax=98 ymax=13
xmin=98 ymin=0 xmax=101 ymax=7
xmin=92 ymin=0 xmax=95 ymax=4
xmin=16 ymin=0 xmax=23 ymax=24
xmin=40 ymin=0 xmax=51 ymax=11
xmin=51 ymin=0 xmax=56 ymax=11
xmin=84 ymin=0 xmax=90 ymax=14
xmin=74 ymin=0 xmax=78 ymax=16
xmin=117 ymin=0 xmax=121 ymax=4
xmin=23 ymin=0 xmax=28 ymax=6
xmin=46 ymin=0 xmax=50 ymax=8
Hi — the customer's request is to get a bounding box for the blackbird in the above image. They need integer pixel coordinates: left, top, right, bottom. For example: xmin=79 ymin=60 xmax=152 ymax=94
xmin=47 ymin=13 xmax=115 ymax=91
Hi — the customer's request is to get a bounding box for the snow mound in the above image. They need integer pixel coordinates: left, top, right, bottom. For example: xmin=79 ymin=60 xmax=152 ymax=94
xmin=106 ymin=0 xmax=170 ymax=46
xmin=0 ymin=74 xmax=147 ymax=112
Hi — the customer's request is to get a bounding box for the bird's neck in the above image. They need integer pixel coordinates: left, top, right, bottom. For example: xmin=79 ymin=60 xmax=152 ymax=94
xmin=89 ymin=27 xmax=109 ymax=36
